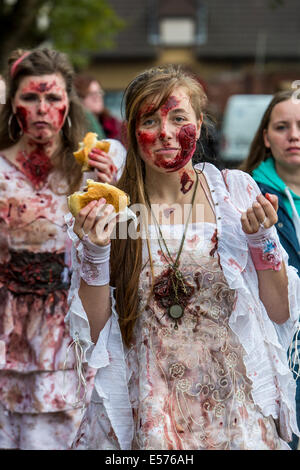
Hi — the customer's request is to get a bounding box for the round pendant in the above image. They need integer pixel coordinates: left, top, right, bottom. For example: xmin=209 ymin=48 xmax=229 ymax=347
xmin=168 ymin=304 xmax=184 ymax=320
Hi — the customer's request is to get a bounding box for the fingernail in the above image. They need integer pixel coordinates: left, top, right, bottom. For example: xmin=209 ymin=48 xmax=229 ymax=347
xmin=265 ymin=193 xmax=272 ymax=201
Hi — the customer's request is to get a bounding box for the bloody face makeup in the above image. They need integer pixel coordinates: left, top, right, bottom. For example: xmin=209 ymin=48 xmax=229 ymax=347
xmin=136 ymin=87 xmax=201 ymax=173
xmin=12 ymin=74 xmax=69 ymax=143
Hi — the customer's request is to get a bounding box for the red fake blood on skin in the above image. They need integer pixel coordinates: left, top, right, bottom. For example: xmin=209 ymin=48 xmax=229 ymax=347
xmin=180 ymin=171 xmax=194 ymax=194
xmin=163 ymin=208 xmax=175 ymax=218
xmin=16 ymin=106 xmax=28 ymax=132
xmin=178 ymin=124 xmax=197 ymax=160
xmin=109 ymin=164 xmax=117 ymax=175
xmin=155 ymin=124 xmax=197 ymax=172
xmin=137 ymin=131 xmax=157 ymax=159
xmin=58 ymin=106 xmax=67 ymax=128
xmin=30 ymin=80 xmax=56 ymax=93
xmin=16 ymin=146 xmax=53 ymax=188
xmin=160 ymin=96 xmax=179 ymax=116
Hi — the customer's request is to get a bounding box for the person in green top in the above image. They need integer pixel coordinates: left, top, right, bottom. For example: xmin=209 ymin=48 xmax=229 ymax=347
xmin=241 ymin=89 xmax=300 ymax=449
xmin=85 ymin=108 xmax=106 ymax=140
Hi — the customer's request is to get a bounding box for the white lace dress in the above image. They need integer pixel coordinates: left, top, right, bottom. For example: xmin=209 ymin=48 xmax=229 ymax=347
xmin=0 ymin=156 xmax=96 ymax=450
xmin=66 ymin=163 xmax=300 ymax=450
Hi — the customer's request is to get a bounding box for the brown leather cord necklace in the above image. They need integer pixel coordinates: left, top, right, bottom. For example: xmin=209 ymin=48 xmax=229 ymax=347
xmin=145 ymin=169 xmax=199 ymax=328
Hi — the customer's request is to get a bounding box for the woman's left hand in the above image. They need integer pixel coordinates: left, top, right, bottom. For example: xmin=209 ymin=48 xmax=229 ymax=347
xmin=241 ymin=193 xmax=278 ymax=234
xmin=88 ymin=147 xmax=118 ymax=184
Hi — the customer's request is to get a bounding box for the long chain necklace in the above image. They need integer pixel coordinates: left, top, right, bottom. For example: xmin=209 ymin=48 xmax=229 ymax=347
xmin=146 ymin=170 xmax=199 ymax=328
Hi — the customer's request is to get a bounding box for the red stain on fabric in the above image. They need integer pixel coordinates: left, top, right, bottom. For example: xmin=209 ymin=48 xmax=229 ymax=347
xmin=228 ymin=258 xmax=242 ymax=272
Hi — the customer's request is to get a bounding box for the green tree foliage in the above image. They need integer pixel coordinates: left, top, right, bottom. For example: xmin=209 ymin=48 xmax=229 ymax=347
xmin=0 ymin=0 xmax=125 ymax=70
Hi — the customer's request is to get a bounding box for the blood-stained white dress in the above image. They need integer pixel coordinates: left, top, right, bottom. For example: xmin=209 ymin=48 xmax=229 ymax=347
xmin=66 ymin=163 xmax=300 ymax=450
xmin=0 ymin=155 xmax=95 ymax=450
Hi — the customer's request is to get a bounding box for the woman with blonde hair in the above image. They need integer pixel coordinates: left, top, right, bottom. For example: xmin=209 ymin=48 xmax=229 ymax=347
xmin=67 ymin=65 xmax=300 ymax=450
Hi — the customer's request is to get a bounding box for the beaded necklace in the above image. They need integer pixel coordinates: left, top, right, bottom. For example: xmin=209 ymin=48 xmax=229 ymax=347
xmin=145 ymin=170 xmax=199 ymax=328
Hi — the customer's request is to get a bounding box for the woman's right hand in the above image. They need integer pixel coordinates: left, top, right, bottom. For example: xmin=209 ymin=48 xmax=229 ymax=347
xmin=73 ymin=198 xmax=117 ymax=246
xmin=88 ymin=148 xmax=118 ymax=184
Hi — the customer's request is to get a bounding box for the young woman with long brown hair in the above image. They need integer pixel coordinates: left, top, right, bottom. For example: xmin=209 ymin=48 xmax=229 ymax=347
xmin=67 ymin=65 xmax=300 ymax=450
xmin=0 ymin=47 xmax=121 ymax=450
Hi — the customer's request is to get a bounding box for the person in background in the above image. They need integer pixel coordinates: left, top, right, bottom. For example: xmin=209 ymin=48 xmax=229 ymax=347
xmin=241 ymin=89 xmax=300 ymax=449
xmin=74 ymin=73 xmax=123 ymax=142
xmin=66 ymin=65 xmax=299 ymax=450
xmin=0 ymin=47 xmax=121 ymax=450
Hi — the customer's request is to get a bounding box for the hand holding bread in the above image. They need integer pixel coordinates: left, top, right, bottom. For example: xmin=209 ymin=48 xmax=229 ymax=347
xmin=73 ymin=132 xmax=117 ymax=183
xmin=73 ymin=132 xmax=110 ymax=172
xmin=72 ymin=198 xmax=116 ymax=246
xmin=68 ymin=179 xmax=130 ymax=217
xmin=68 ymin=179 xmax=130 ymax=245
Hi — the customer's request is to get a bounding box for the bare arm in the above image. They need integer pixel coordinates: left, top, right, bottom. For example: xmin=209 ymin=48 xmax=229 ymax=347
xmin=241 ymin=193 xmax=289 ymax=324
xmin=256 ymin=265 xmax=289 ymax=324
xmin=79 ymin=281 xmax=111 ymax=343
xmin=73 ymin=198 xmax=117 ymax=343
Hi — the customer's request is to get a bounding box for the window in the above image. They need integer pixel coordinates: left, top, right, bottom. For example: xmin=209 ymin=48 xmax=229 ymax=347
xmin=160 ymin=18 xmax=195 ymax=46
xmin=147 ymin=0 xmax=207 ymax=47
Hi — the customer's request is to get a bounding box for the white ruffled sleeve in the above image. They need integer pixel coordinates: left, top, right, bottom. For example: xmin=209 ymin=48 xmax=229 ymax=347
xmin=200 ymin=164 xmax=300 ymax=442
xmin=222 ymin=168 xmax=300 ymax=350
xmin=64 ymin=212 xmax=134 ymax=449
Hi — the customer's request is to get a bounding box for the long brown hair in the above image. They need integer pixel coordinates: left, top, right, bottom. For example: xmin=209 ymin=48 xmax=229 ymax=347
xmin=0 ymin=48 xmax=87 ymax=193
xmin=240 ymin=90 xmax=294 ymax=174
xmin=110 ymin=64 xmax=207 ymax=346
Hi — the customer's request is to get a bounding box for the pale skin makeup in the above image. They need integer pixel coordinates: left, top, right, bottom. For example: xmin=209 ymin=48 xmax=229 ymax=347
xmin=263 ymin=98 xmax=300 ymax=196
xmin=73 ymin=86 xmax=289 ymax=342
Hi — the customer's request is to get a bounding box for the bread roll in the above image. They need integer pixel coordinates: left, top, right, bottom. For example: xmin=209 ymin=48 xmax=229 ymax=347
xmin=68 ymin=179 xmax=130 ymax=217
xmin=73 ymin=132 xmax=110 ymax=172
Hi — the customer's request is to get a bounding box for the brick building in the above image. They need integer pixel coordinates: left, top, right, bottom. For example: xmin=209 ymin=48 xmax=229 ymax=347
xmin=88 ymin=0 xmax=300 ymax=119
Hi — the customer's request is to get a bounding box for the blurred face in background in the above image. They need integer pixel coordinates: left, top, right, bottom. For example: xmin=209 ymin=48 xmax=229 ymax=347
xmin=264 ymin=98 xmax=300 ymax=170
xmin=83 ymin=80 xmax=104 ymax=116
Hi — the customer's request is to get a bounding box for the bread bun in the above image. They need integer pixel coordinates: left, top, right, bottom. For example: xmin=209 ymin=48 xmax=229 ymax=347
xmin=68 ymin=179 xmax=130 ymax=217
xmin=73 ymin=132 xmax=110 ymax=172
